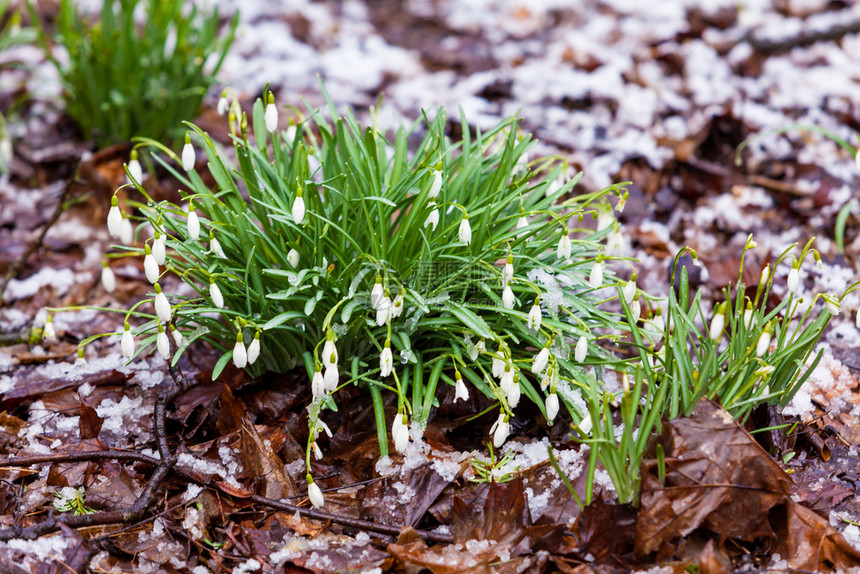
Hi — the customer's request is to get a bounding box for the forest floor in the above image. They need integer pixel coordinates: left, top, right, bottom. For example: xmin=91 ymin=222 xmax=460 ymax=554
xmin=1 ymin=0 xmax=860 ymax=572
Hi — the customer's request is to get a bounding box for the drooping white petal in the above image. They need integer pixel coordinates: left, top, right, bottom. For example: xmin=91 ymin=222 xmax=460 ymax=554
xmin=546 ymin=393 xmax=559 ymax=422
xmin=181 ymin=141 xmax=195 ymax=171
xmin=210 ymin=281 xmax=224 ymax=309
xmin=532 ymin=347 xmax=549 ymax=374
xmin=823 ymin=295 xmax=841 ymax=316
xmin=154 ymin=285 xmax=172 ymax=322
xmin=171 ymin=325 xmax=184 ymax=348
xmin=210 ymin=235 xmax=226 ymax=258
xmin=622 ymin=279 xmax=636 ymax=305
xmin=370 ymin=280 xmax=384 ymax=310
xmin=312 ymin=368 xmax=325 ymax=398
xmin=709 ymin=311 xmax=725 ymax=341
xmin=107 ymin=199 xmax=122 ymax=238
xmin=232 ymin=338 xmax=247 ymax=369
xmin=42 ymin=319 xmax=56 ymax=342
xmin=458 ymin=218 xmax=472 ymax=244
xmin=575 ymin=336 xmax=588 ymax=363
xmin=120 ymin=215 xmax=133 ymax=245
xmin=492 ymin=414 xmax=510 ymax=448
xmin=292 ymin=195 xmax=305 ymax=224
xmin=756 ymin=330 xmax=771 ymax=357
xmin=323 ymin=339 xmax=338 ymax=369
xmin=502 ymin=285 xmax=515 ymax=309
xmin=428 ymin=170 xmax=442 ymax=198
xmin=380 ymin=344 xmax=393 ymax=377
xmin=323 ymin=365 xmax=338 ymax=391
xmin=102 ymin=264 xmax=116 ymax=293
xmin=589 ymin=262 xmax=603 ymax=289
xmin=187 ymin=208 xmax=200 ymax=241
xmin=307 ymin=480 xmax=324 ymax=508
xmin=127 ymin=158 xmax=143 ymax=184
xmin=152 ymin=234 xmax=166 ymax=265
xmin=423 ymin=204 xmax=439 ymax=231
xmin=527 ymin=301 xmax=541 ymax=331
xmin=265 ymin=101 xmax=278 ymax=133
xmin=557 ymin=234 xmax=571 ymax=260
xmin=787 ymin=266 xmax=799 ymax=294
xmin=121 ymin=325 xmax=135 ymax=359
xmin=247 ymin=335 xmax=260 ymax=365
xmin=287 ymin=248 xmax=299 ymax=268
xmin=454 ymin=374 xmax=469 ymax=402
xmin=157 ymin=329 xmax=170 ymax=360
xmin=144 ymin=252 xmax=159 ymax=284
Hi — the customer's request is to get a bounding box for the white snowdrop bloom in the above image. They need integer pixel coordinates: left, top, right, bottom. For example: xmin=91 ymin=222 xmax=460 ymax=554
xmin=532 ymin=346 xmax=549 ymax=374
xmin=527 ymin=299 xmax=542 ymax=331
xmin=428 ymin=169 xmax=442 ymax=198
xmin=390 ymin=291 xmax=404 ymax=319
xmin=546 ymin=392 xmax=559 ymax=422
xmin=507 ymin=379 xmax=521 ymax=407
xmin=631 ymin=299 xmax=641 ymax=323
xmin=157 ymin=324 xmax=170 ymax=360
xmin=323 ymin=365 xmax=338 ymax=392
xmin=787 ymin=263 xmax=800 ymax=294
xmin=315 ymin=419 xmax=332 ymax=439
xmin=709 ymin=303 xmax=726 ymax=341
xmin=652 ymin=310 xmax=665 ymax=333
xmin=759 ymin=264 xmax=770 ymax=286
xmin=181 ymin=134 xmax=195 ymax=171
xmin=492 ymin=356 xmax=505 ymax=379
xmin=380 ymin=340 xmax=393 ymax=377
xmin=307 ymin=477 xmax=324 ymax=508
xmin=500 ymin=363 xmax=515 ymax=391
xmin=516 ymin=216 xmax=529 ymax=237
xmin=120 ymin=213 xmax=133 ymax=245
xmin=743 ymin=306 xmax=754 ymax=329
xmin=856 ymin=306 xmax=860 ymax=329
xmin=187 ymin=203 xmax=200 ymax=241
xmin=170 ymin=324 xmax=184 ymax=348
xmin=454 ymin=371 xmax=469 ymax=402
xmin=502 ymin=285 xmax=515 ymax=309
xmin=622 ymin=277 xmax=637 ymax=305
xmin=42 ymin=316 xmax=56 ymax=342
xmin=575 ymin=336 xmax=588 ymax=363
xmin=490 ymin=413 xmax=510 ymax=448
xmin=0 ymin=136 xmax=11 ymax=166
xmin=292 ymin=190 xmax=305 ymax=224
xmin=107 ymin=196 xmax=122 ymax=238
xmin=247 ymin=333 xmax=260 ymax=365
xmin=152 ymin=233 xmax=166 ymax=265
xmin=232 ymin=334 xmax=247 ymax=369
xmin=458 ymin=217 xmax=472 ymax=244
xmin=101 ymin=261 xmax=116 ymax=293
xmin=209 ymin=280 xmax=224 ymax=308
xmin=578 ymin=412 xmax=592 ymax=434
xmin=376 ymin=295 xmax=391 ymax=326
xmin=589 ymin=261 xmax=603 ymax=289
xmin=503 ymin=255 xmax=514 ymax=285
xmin=393 ymin=413 xmax=409 ymax=453
xmin=540 ymin=363 xmax=557 ymax=391
xmin=287 ymin=248 xmax=299 ymax=268
xmin=823 ymin=294 xmax=841 ymax=316
xmin=217 ymin=90 xmax=229 ymax=116
xmin=153 ymin=283 xmax=172 ymax=322
xmin=323 ymin=338 xmax=338 ymax=369
xmin=75 ymin=348 xmax=87 ymax=367
xmin=370 ymin=276 xmax=384 ymax=310
xmin=209 ymin=233 xmax=226 ymax=258
xmin=470 ymin=339 xmax=486 ymax=361
xmin=143 ymin=246 xmax=159 ymax=284
xmin=557 ymin=231 xmax=571 ymax=260
xmin=423 ymin=202 xmax=440 ymax=231
xmin=310 ymin=441 xmax=323 ymax=460
xmin=756 ymin=327 xmax=772 ymax=357
xmin=121 ymin=322 xmax=135 ymax=359
xmin=545 ymin=178 xmax=562 ymax=197
xmin=311 ymin=367 xmax=325 ymax=398
xmin=127 ymin=153 xmax=143 ymax=184
xmin=264 ymin=93 xmax=278 ymax=133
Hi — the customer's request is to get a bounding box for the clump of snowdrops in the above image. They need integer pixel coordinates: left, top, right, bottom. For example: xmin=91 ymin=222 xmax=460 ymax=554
xmin=80 ymin=89 xmax=635 ymax=508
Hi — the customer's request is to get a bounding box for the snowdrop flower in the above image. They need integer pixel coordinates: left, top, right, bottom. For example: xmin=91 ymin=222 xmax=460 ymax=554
xmin=121 ymin=321 xmax=135 ymax=359
xmin=310 ymin=441 xmax=323 ymax=461
xmin=390 ymin=290 xmax=404 ymax=319
xmin=575 ymin=335 xmax=588 ymax=363
xmin=546 ymin=392 xmax=559 ymax=422
xmin=143 ymin=245 xmax=159 ymax=284
xmin=459 ymin=217 xmax=472 ymax=244
xmin=469 ymin=339 xmax=486 ymax=361
xmin=756 ymin=323 xmax=772 ymax=357
xmin=170 ymin=324 xmax=184 ymax=348
xmin=557 ymin=227 xmax=571 ymax=260
xmin=622 ymin=275 xmax=637 ymax=305
xmin=492 ymin=355 xmax=506 ymax=379
xmin=577 ymin=411 xmax=593 ymax=434
xmin=709 ymin=302 xmax=727 ymax=341
xmin=380 ymin=339 xmax=393 ymax=377
xmin=209 ymin=279 xmax=224 ymax=308
xmin=631 ymin=296 xmax=641 ymax=323
xmin=157 ymin=323 xmax=170 ymax=360
xmin=376 ymin=292 xmax=391 ymax=326
xmin=506 ymin=377 xmax=521 ymax=407
xmin=127 ymin=150 xmax=143 ymax=183
xmin=454 ymin=370 xmax=468 ymax=402
xmin=153 ymin=283 xmax=172 ymax=322
xmin=107 ymin=196 xmax=122 ymax=238
xmin=616 ymin=192 xmax=628 ymax=212
xmin=323 ymin=334 xmax=338 ymax=369
xmin=490 ymin=413 xmax=510 ymax=448
xmin=856 ymin=306 xmax=860 ymax=329
xmin=532 ymin=344 xmax=550 ymax=374
xmin=428 ymin=169 xmax=442 ymax=198
xmin=232 ymin=332 xmax=247 ymax=369
xmin=787 ymin=260 xmax=800 ymax=294
xmin=516 ymin=215 xmax=529 ymax=237
xmin=743 ymin=302 xmax=754 ymax=329
xmin=311 ymin=365 xmax=325 ymax=398
xmin=527 ymin=298 xmax=542 ymax=331
xmin=370 ymin=275 xmax=384 ymax=310
xmin=247 ymin=332 xmax=260 ymax=365
xmin=217 ymin=90 xmax=229 ymax=116
xmin=652 ymin=309 xmax=665 ymax=333
xmin=152 ymin=232 xmax=166 ymax=265
xmin=500 ymin=363 xmax=515 ymax=391
xmin=186 ymin=202 xmax=200 ymax=241
xmin=209 ymin=233 xmax=226 ymax=259
xmin=74 ymin=347 xmax=87 ymax=367
xmin=502 ymin=285 xmax=515 ymax=309
xmin=540 ymin=362 xmax=558 ymax=391
xmin=120 ymin=212 xmax=133 ymax=245
xmin=589 ymin=261 xmax=603 ymax=289
xmin=181 ymin=133 xmax=195 ymax=171
xmin=503 ymin=254 xmax=514 ymax=285
xmin=287 ymin=248 xmax=299 ymax=269
xmin=424 ymin=202 xmax=440 ymax=231
xmin=393 ymin=413 xmax=409 ymax=453
xmin=292 ymin=187 xmax=305 ymax=224
xmin=264 ymin=93 xmax=278 ymax=133
xmin=759 ymin=264 xmax=770 ymax=286
xmin=101 ymin=260 xmax=116 ymax=292
xmin=307 ymin=475 xmax=324 ymax=508
xmin=823 ymin=294 xmax=841 ymax=316
xmin=323 ymin=365 xmax=338 ymax=392
xmin=42 ymin=314 xmax=56 ymax=342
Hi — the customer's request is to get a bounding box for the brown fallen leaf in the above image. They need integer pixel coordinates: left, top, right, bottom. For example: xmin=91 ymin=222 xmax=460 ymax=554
xmin=778 ymin=501 xmax=860 ymax=571
xmin=239 ymin=415 xmax=297 ymax=499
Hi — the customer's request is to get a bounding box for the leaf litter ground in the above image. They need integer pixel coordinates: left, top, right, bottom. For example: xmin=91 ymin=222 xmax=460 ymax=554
xmin=1 ymin=0 xmax=860 ymax=572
